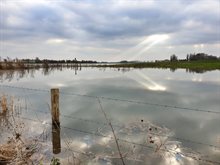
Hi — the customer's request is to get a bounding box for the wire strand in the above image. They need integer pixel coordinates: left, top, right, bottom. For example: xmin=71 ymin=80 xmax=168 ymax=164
xmin=1 ymin=84 xmax=219 ymax=114
xmin=12 ymin=115 xmax=220 ymax=165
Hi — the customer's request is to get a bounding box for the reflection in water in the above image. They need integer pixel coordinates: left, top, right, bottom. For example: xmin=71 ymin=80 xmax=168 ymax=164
xmin=0 ymin=65 xmax=81 ymax=82
xmin=56 ymin=119 xmax=202 ymax=165
xmin=170 ymin=68 xmax=177 ymax=72
xmin=186 ymin=68 xmax=209 ymax=74
xmin=133 ymin=70 xmax=166 ymax=91
xmin=9 ymin=65 xmax=165 ymax=92
xmin=52 ymin=123 xmax=61 ymax=154
xmin=192 ymin=76 xmax=203 ymax=82
xmin=0 ymin=93 xmax=205 ymax=164
xmin=0 ymin=68 xmax=220 ymax=164
xmin=0 ymin=65 xmax=214 ymax=83
xmin=0 ymin=69 xmax=36 ymax=82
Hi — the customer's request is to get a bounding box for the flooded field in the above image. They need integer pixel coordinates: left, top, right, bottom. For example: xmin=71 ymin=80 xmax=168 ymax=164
xmin=0 ymin=67 xmax=220 ymax=165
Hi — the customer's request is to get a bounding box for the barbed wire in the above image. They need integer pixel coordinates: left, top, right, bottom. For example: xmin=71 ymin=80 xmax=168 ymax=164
xmin=1 ymin=84 xmax=220 ymax=164
xmin=1 ymin=84 xmax=220 ymax=150
xmin=0 ymin=85 xmax=49 ymax=93
xmin=10 ymin=115 xmax=220 ymax=165
xmin=9 ymin=104 xmax=220 ymax=150
xmin=1 ymin=84 xmax=220 ymax=114
xmin=2 ymin=111 xmax=220 ymax=164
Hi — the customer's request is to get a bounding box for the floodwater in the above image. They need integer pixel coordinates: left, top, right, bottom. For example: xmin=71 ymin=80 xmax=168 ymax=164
xmin=0 ymin=67 xmax=220 ymax=165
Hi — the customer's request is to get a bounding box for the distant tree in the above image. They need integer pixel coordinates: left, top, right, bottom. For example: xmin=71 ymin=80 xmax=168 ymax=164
xmin=73 ymin=58 xmax=77 ymax=63
xmin=120 ymin=60 xmax=128 ymax=63
xmin=170 ymin=54 xmax=178 ymax=62
xmin=188 ymin=53 xmax=218 ymax=61
xmin=35 ymin=57 xmax=41 ymax=63
xmin=186 ymin=54 xmax=189 ymax=61
xmin=42 ymin=60 xmax=49 ymax=68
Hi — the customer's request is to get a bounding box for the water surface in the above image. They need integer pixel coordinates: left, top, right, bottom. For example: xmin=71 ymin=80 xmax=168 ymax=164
xmin=0 ymin=67 xmax=219 ymax=165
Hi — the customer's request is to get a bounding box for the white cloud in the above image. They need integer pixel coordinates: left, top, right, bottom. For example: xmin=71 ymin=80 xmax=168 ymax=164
xmin=46 ymin=38 xmax=66 ymax=44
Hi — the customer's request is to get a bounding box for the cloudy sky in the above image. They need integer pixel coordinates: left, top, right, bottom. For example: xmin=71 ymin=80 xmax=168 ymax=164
xmin=0 ymin=0 xmax=219 ymax=61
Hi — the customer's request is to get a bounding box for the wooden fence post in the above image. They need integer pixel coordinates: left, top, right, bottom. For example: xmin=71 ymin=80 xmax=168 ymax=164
xmin=51 ymin=88 xmax=61 ymax=154
xmin=51 ymin=88 xmax=60 ymax=125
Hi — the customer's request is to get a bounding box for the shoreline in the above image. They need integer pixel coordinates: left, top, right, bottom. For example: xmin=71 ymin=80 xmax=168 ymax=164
xmin=0 ymin=60 xmax=220 ymax=71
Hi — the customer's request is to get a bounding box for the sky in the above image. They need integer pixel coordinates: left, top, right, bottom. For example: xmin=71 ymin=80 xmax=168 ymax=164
xmin=0 ymin=0 xmax=219 ymax=61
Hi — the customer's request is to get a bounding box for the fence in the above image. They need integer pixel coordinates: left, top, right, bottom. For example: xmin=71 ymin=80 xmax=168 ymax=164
xmin=0 ymin=84 xmax=220 ymax=165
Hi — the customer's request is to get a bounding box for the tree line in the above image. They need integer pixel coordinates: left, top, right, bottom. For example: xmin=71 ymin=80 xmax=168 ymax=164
xmin=0 ymin=57 xmax=98 ymax=70
xmin=0 ymin=57 xmax=98 ymax=64
xmin=170 ymin=53 xmax=219 ymax=62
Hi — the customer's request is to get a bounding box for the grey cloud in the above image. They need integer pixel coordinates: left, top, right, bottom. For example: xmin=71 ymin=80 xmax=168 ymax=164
xmin=69 ymin=5 xmax=183 ymax=39
xmin=170 ymin=30 xmax=220 ymax=46
xmin=60 ymin=0 xmax=219 ymax=45
xmin=0 ymin=0 xmax=219 ymax=60
xmin=2 ymin=0 xmax=219 ymax=42
xmin=1 ymin=3 xmax=71 ymax=40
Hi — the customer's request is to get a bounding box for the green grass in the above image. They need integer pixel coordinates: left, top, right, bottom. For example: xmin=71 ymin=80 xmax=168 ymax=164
xmin=94 ymin=60 xmax=220 ymax=71
xmin=1 ymin=60 xmax=220 ymax=72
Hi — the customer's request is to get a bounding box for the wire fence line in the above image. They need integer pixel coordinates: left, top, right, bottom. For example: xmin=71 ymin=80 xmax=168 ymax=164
xmin=1 ymin=84 xmax=220 ymax=148
xmin=1 ymin=84 xmax=220 ymax=164
xmin=0 ymin=113 xmax=215 ymax=165
xmin=14 ymin=105 xmax=220 ymax=150
xmin=10 ymin=115 xmax=220 ymax=165
xmin=1 ymin=84 xmax=220 ymax=114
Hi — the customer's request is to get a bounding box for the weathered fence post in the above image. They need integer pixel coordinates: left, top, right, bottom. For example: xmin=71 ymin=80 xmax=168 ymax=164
xmin=51 ymin=88 xmax=61 ymax=154
xmin=51 ymin=88 xmax=60 ymax=125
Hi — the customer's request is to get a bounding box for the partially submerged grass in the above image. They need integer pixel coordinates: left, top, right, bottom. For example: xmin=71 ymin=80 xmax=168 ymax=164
xmin=0 ymin=95 xmax=8 ymax=115
xmin=0 ymin=95 xmax=41 ymax=165
xmin=0 ymin=138 xmax=40 ymax=165
xmin=0 ymin=62 xmax=28 ymax=70
xmin=94 ymin=60 xmax=220 ymax=72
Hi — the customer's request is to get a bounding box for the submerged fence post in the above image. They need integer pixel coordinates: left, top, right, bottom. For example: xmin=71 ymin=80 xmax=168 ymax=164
xmin=51 ymin=88 xmax=61 ymax=154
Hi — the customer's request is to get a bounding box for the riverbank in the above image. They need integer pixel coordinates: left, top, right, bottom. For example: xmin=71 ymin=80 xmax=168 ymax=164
xmin=93 ymin=60 xmax=220 ymax=71
xmin=0 ymin=62 xmax=81 ymax=70
xmin=1 ymin=60 xmax=220 ymax=72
